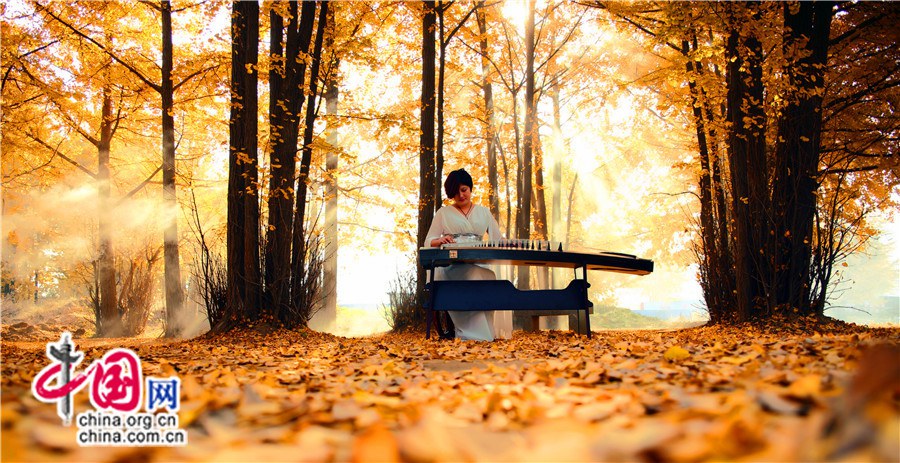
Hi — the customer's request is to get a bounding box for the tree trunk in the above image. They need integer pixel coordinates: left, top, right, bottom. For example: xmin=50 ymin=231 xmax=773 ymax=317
xmin=225 ymin=0 xmax=261 ymax=326
xmin=321 ymin=53 xmax=340 ymax=330
xmin=476 ymin=3 xmax=500 ymax=221
xmin=565 ymin=172 xmax=577 ymax=248
xmin=292 ymin=0 xmax=329 ymax=325
xmin=533 ymin=136 xmax=550 ymax=303
xmin=266 ymin=0 xmax=315 ymax=323
xmin=416 ymin=1 xmax=437 ymax=311
xmin=161 ymin=0 xmax=184 ymax=337
xmin=499 ymin=136 xmax=513 ymax=237
xmin=534 ymin=134 xmax=548 ymax=241
xmin=434 ymin=1 xmax=446 ymax=213
xmin=550 ymin=82 xmax=564 ymax=290
xmin=517 ymin=0 xmax=536 ymax=291
xmin=724 ymin=4 xmax=768 ymax=323
xmin=550 ymin=82 xmax=563 ymax=242
xmin=772 ymin=1 xmax=833 ymax=316
xmin=97 ymin=86 xmax=120 ymax=337
xmin=684 ymin=37 xmax=731 ymax=323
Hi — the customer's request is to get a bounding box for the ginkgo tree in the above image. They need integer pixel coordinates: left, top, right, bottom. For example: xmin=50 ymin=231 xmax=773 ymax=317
xmin=2 ymin=1 xmax=166 ymax=337
xmin=2 ymin=0 xmax=228 ymax=336
xmin=35 ymin=0 xmax=227 ymax=337
xmin=589 ymin=1 xmax=899 ymax=322
xmin=3 ymin=0 xmax=895 ymax=336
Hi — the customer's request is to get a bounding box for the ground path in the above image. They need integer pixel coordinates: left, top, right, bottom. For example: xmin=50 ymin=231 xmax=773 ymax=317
xmin=2 ymin=320 xmax=898 ymax=462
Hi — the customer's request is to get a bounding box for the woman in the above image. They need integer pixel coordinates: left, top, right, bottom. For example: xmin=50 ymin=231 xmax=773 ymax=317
xmin=425 ymin=169 xmax=507 ymax=341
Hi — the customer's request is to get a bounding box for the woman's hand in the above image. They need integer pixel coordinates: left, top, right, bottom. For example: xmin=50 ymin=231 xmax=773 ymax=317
xmin=432 ymin=234 xmax=455 ymax=246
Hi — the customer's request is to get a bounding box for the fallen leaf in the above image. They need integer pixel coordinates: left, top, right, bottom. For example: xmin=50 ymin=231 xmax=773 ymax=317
xmin=664 ymin=345 xmax=691 ymax=361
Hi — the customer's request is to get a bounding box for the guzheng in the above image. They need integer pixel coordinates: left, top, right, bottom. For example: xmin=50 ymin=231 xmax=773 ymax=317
xmin=418 ymin=240 xmax=654 ymax=339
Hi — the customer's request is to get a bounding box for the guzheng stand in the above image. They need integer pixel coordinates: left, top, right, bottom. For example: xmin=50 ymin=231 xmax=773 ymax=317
xmin=419 ymin=244 xmax=654 ymax=339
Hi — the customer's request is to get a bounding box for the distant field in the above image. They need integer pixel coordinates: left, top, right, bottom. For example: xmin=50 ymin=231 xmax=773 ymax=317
xmin=329 ymin=305 xmax=392 ymax=337
xmin=331 ymin=303 xmax=702 ymax=338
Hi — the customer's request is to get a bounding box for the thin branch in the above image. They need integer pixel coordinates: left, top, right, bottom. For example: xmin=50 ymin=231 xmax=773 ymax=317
xmin=820 ymin=165 xmax=882 ymax=176
xmin=172 ymin=63 xmax=222 ymax=92
xmin=35 ymin=2 xmax=161 ymax=92
xmin=117 ymin=164 xmax=163 ymax=204
xmin=26 ymin=132 xmax=98 ymax=179
xmin=2 ymin=39 xmax=60 ymax=91
xmin=337 ymin=220 xmax=411 ymax=237
xmin=442 ymin=2 xmax=479 ymax=47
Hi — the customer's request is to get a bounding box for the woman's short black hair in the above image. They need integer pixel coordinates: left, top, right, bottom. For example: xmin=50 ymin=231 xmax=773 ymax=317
xmin=444 ymin=169 xmax=474 ymax=198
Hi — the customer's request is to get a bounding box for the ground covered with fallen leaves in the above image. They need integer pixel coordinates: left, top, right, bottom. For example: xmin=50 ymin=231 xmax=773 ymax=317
xmin=2 ymin=319 xmax=899 ymax=462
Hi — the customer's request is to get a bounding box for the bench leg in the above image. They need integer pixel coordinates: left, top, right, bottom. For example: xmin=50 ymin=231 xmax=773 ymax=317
xmin=570 ymin=311 xmax=589 ymax=336
xmin=425 ymin=270 xmax=435 ymax=339
xmin=580 ymin=265 xmax=592 ymax=339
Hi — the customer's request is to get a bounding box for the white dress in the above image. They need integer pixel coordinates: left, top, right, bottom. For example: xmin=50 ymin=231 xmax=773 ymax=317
xmin=425 ymin=204 xmax=512 ymax=341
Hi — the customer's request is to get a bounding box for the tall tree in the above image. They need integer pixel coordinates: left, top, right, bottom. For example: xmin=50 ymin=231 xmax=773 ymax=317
xmin=36 ymin=0 xmax=223 ymax=336
xmin=809 ymin=2 xmax=900 ymax=309
xmin=17 ymin=3 xmax=180 ymax=336
xmin=160 ymin=0 xmax=184 ymax=337
xmin=225 ymin=0 xmax=261 ymax=327
xmin=321 ymin=10 xmax=341 ymax=329
xmin=95 ymin=80 xmax=120 ymax=336
xmin=416 ymin=1 xmax=438 ymax=310
xmin=517 ymin=0 xmax=536 ymax=290
xmin=589 ymin=1 xmax=895 ymax=323
xmin=433 ymin=1 xmax=479 ymax=213
xmin=771 ymin=1 xmax=834 ymax=316
xmin=265 ymin=0 xmax=316 ymax=324
xmin=682 ymin=32 xmax=734 ymax=322
xmin=724 ymin=3 xmax=769 ymax=322
xmin=292 ymin=0 xmax=330 ymax=323
xmin=475 ymin=1 xmax=500 ymax=221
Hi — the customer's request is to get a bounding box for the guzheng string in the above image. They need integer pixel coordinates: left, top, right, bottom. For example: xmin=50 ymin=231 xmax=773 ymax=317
xmin=441 ymin=239 xmax=562 ymax=251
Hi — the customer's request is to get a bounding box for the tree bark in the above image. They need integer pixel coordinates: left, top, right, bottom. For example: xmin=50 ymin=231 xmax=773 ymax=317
xmin=225 ymin=0 xmax=261 ymax=326
xmin=772 ymin=1 xmax=833 ymax=316
xmin=684 ymin=37 xmax=730 ymax=322
xmin=161 ymin=0 xmax=184 ymax=337
xmin=517 ymin=0 xmax=536 ymax=291
xmin=97 ymin=85 xmax=120 ymax=337
xmin=292 ymin=0 xmax=329 ymax=324
xmin=550 ymin=82 xmax=564 ymax=290
xmin=534 ymin=134 xmax=548 ymax=241
xmin=434 ymin=1 xmax=446 ymax=213
xmin=416 ymin=1 xmax=437 ymax=311
xmin=266 ymin=0 xmax=315 ymax=323
xmin=724 ymin=3 xmax=768 ymax=323
xmin=322 ymin=52 xmax=340 ymax=330
xmin=476 ymin=3 xmax=500 ymax=221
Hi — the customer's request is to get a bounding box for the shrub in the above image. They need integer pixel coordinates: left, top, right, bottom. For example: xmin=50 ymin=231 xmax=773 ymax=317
xmin=383 ymin=270 xmax=421 ymax=332
xmin=285 ymin=231 xmax=326 ymax=328
xmin=192 ymin=241 xmax=227 ymax=329
xmin=83 ymin=246 xmax=160 ymax=337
